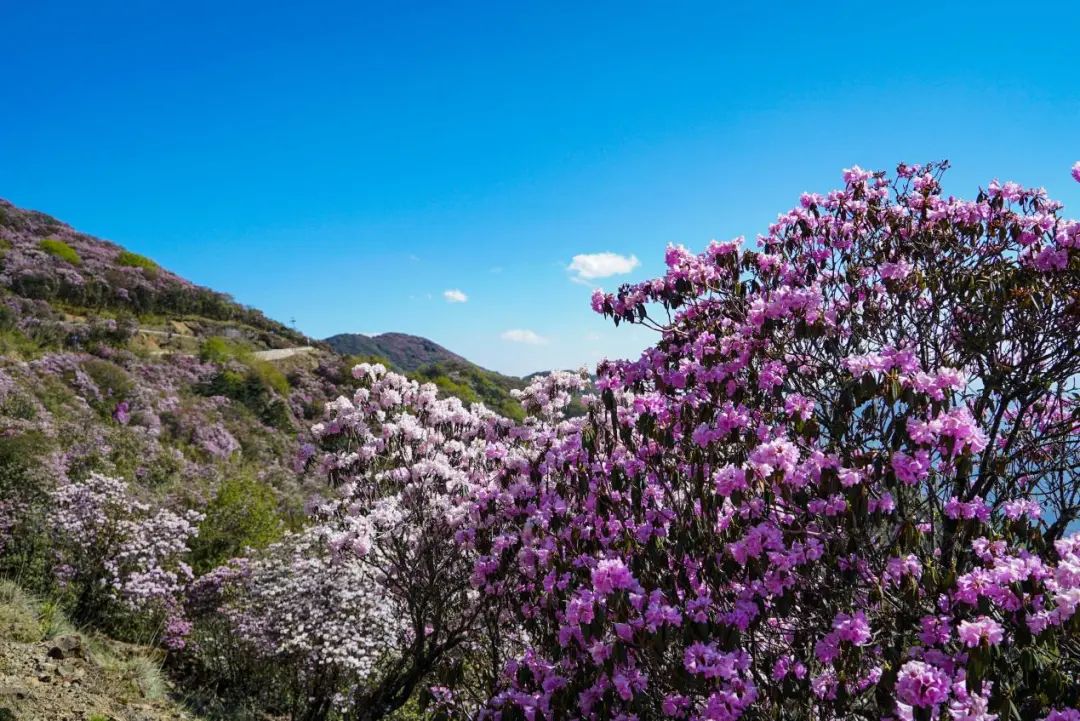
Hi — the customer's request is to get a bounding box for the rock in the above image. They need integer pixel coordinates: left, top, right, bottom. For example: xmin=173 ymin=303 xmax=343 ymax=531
xmin=57 ymin=661 xmax=85 ymax=680
xmin=0 ymin=683 xmax=30 ymax=699
xmin=46 ymin=635 xmax=85 ymax=660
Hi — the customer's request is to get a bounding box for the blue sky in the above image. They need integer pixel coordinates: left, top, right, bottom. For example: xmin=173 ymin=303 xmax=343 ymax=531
xmin=2 ymin=1 xmax=1079 ymax=375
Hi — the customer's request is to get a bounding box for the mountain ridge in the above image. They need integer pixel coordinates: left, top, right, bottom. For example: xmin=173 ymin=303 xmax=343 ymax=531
xmin=324 ymin=331 xmax=469 ymax=372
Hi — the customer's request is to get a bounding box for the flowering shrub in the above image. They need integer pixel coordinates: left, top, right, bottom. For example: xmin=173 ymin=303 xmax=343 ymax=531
xmin=466 ymin=163 xmax=1080 ymax=721
xmin=46 ymin=472 xmax=202 ymax=645
xmin=189 ymin=363 xmax=524 ymax=719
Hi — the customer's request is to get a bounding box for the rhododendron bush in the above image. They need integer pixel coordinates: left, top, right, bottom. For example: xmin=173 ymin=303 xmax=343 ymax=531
xmin=189 ymin=363 xmax=525 ymax=720
xmin=465 ymin=163 xmax=1080 ymax=721
xmin=47 ymin=471 xmax=201 ymax=646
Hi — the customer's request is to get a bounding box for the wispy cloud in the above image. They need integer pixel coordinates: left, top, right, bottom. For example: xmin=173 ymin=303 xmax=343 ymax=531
xmin=567 ymin=252 xmax=640 ymax=283
xmin=443 ymin=289 xmax=468 ymax=303
xmin=501 ymin=329 xmax=547 ymax=345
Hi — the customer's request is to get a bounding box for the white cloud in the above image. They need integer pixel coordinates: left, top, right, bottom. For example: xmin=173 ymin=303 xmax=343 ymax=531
xmin=443 ymin=289 xmax=468 ymax=303
xmin=501 ymin=329 xmax=547 ymax=345
xmin=567 ymin=252 xmax=640 ymax=282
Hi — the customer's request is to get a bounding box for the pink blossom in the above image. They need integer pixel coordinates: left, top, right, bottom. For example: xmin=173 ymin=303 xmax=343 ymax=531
xmin=957 ymin=616 xmax=1004 ymax=647
xmin=591 ymin=558 xmax=637 ymax=596
xmin=895 ymin=660 xmax=951 ymax=708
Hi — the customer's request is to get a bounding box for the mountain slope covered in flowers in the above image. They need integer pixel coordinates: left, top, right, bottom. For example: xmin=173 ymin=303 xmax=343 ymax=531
xmin=0 ymin=196 xmax=538 ymax=718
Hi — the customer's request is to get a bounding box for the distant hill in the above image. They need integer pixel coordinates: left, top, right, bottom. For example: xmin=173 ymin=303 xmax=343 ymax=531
xmin=325 ymin=332 xmax=528 ymax=420
xmin=324 ymin=332 xmax=468 ymax=371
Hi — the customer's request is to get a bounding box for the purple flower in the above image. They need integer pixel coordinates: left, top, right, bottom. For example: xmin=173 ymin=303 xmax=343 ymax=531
xmin=113 ymin=400 xmax=131 ymax=424
xmin=957 ymin=616 xmax=1004 ymax=647
xmin=896 ymin=660 xmax=951 ymax=708
xmin=591 ymin=558 xmax=636 ymax=596
xmin=1042 ymin=710 xmax=1080 ymax=721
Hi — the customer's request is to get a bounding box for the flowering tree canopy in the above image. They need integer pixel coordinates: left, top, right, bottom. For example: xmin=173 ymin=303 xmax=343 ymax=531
xmin=467 ymin=163 xmax=1080 ymax=721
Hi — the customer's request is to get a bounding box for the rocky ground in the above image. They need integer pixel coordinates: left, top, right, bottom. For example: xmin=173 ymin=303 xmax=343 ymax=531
xmin=0 ymin=584 xmax=196 ymax=721
xmin=0 ymin=635 xmax=195 ymax=721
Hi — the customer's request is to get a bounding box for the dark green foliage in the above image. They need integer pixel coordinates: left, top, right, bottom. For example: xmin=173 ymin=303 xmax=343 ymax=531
xmin=38 ymin=237 xmax=81 ymax=265
xmin=203 ymin=366 xmax=292 ymax=431
xmin=190 ymin=474 xmax=284 ymax=573
xmin=80 ymin=358 xmax=133 ymax=417
xmin=0 ymin=432 xmax=50 ymax=503
xmin=70 ymin=315 xmax=138 ymax=349
xmin=0 ymin=433 xmax=52 ymax=584
xmin=140 ymin=449 xmax=184 ymax=489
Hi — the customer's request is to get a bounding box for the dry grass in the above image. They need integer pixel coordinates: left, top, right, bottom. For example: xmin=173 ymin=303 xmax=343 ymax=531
xmin=0 ymin=579 xmax=170 ymax=704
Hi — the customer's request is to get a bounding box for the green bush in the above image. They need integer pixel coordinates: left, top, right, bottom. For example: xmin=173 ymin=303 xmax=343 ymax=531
xmin=75 ymin=316 xmax=137 ymax=349
xmin=0 ymin=432 xmax=50 ymax=501
xmin=0 ymin=433 xmax=52 ymax=585
xmin=248 ymin=359 xmax=289 ymax=396
xmin=203 ymin=366 xmax=292 ymax=431
xmin=0 ymin=388 xmax=37 ymax=420
xmin=142 ymin=449 xmax=184 ymax=488
xmin=39 ymin=237 xmax=82 ymax=265
xmin=80 ymin=358 xmax=133 ymax=417
xmin=191 ymin=474 xmax=283 ymax=573
xmin=0 ymin=327 xmax=44 ymax=358
xmin=200 ymin=336 xmax=243 ymax=364
xmin=116 ymin=250 xmax=158 ymax=273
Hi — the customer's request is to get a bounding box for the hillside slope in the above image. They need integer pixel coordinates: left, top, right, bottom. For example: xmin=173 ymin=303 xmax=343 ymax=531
xmin=0 ymin=198 xmax=541 ymax=718
xmin=0 ymin=196 xmax=536 ymax=567
xmin=0 ymin=199 xmax=307 ymax=350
